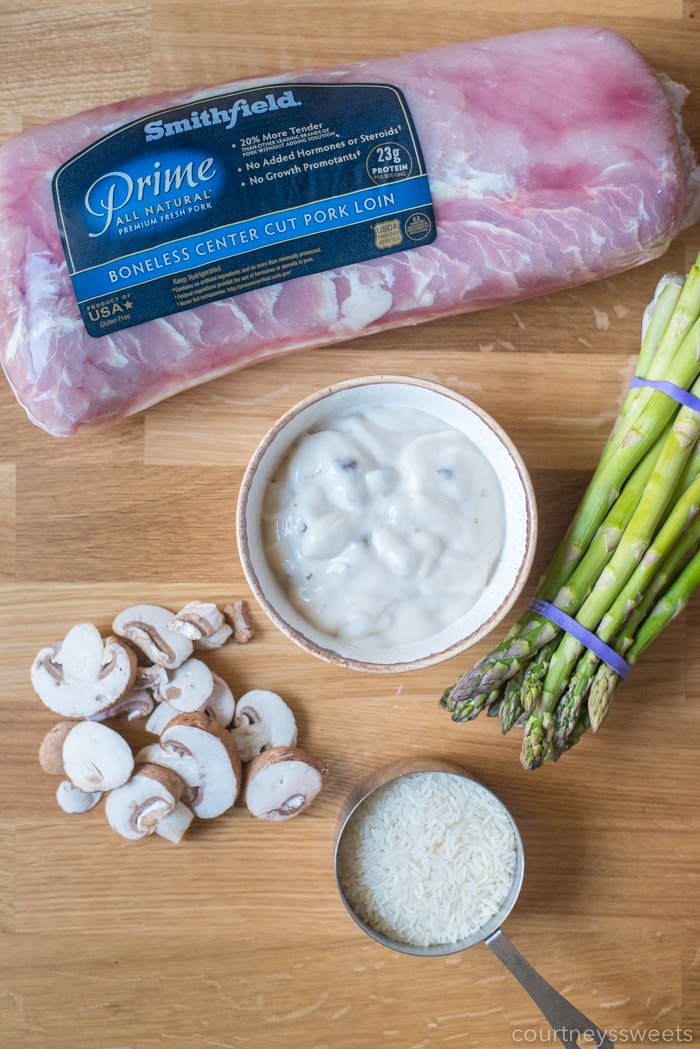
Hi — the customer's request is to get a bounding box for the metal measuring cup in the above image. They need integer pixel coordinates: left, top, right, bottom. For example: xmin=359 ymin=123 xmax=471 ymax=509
xmin=334 ymin=757 xmax=613 ymax=1049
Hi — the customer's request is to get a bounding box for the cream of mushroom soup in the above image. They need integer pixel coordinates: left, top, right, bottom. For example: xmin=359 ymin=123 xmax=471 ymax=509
xmin=261 ymin=405 xmax=506 ymax=647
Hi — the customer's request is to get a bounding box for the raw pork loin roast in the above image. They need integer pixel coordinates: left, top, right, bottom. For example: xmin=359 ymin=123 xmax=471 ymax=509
xmin=1 ymin=25 xmax=698 ymax=436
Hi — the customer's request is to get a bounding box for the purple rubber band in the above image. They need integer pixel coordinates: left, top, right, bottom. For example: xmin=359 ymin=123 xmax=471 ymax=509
xmin=528 ymin=598 xmax=632 ymax=679
xmin=630 ymin=375 xmax=700 ymax=413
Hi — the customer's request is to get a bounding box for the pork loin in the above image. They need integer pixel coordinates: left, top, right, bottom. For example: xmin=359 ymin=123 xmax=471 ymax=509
xmin=1 ymin=25 xmax=698 ymax=436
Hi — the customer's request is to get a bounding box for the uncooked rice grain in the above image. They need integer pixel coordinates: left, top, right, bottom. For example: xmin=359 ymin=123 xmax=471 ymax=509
xmin=336 ymin=772 xmax=517 ymax=947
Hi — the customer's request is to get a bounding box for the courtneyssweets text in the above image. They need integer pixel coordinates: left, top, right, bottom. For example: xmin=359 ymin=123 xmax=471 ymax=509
xmin=511 ymin=1026 xmax=694 ymax=1045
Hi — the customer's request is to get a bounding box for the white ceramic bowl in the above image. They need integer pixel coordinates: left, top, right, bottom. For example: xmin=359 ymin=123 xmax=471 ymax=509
xmin=236 ymin=375 xmax=537 ymax=672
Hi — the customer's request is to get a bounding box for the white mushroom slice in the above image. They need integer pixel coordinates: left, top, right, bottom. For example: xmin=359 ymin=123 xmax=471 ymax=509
xmin=203 ymin=674 xmax=235 ymax=727
xmin=152 ymin=657 xmax=214 ymax=712
xmin=231 ymin=689 xmax=298 ymax=763
xmin=134 ymin=741 xmax=181 ymax=776
xmin=145 ymin=673 xmax=232 ymax=730
xmin=56 ymin=779 xmax=103 ymax=814
xmin=89 ymin=688 xmax=155 ymax=722
xmin=194 ymin=622 xmax=233 ymax=650
xmin=145 ymin=700 xmax=179 ymax=735
xmin=30 ymin=622 xmax=137 ymax=719
xmin=134 ymin=663 xmax=170 ymax=692
xmin=244 ymin=746 xmax=324 ymax=822
xmin=133 ymin=742 xmax=197 ymax=805
xmin=62 ymin=720 xmax=135 ymax=793
xmin=105 ymin=763 xmax=184 ymax=841
xmin=223 ymin=600 xmax=254 ymax=644
xmin=168 ymin=601 xmax=224 ymax=641
xmin=157 ymin=711 xmax=243 ymax=819
xmin=38 ymin=721 xmax=73 ymax=775
xmin=112 ymin=604 xmax=193 ymax=669
xmin=155 ymin=801 xmax=195 ymax=843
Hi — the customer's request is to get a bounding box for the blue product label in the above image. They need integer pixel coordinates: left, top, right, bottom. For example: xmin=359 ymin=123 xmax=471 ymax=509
xmin=52 ymin=82 xmax=436 ymax=337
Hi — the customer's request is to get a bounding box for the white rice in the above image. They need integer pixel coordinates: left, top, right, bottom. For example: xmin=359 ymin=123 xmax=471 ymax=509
xmin=336 ymin=771 xmax=518 ymax=948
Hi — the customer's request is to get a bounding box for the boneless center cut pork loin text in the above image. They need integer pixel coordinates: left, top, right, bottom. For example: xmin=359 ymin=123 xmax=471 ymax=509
xmin=0 ymin=25 xmax=699 ymax=436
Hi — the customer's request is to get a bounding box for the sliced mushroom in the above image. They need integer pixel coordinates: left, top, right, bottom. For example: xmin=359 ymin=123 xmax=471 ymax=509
xmin=112 ymin=604 xmax=193 ymax=669
xmin=135 ymin=741 xmax=205 ymax=817
xmin=134 ymin=663 xmax=170 ymax=692
xmin=151 ymin=657 xmax=214 ymax=712
xmin=168 ymin=601 xmax=225 ymax=641
xmin=244 ymin=746 xmax=324 ymax=822
xmin=145 ymin=700 xmax=179 ymax=736
xmin=105 ymin=762 xmax=185 ymax=841
xmin=194 ymin=622 xmax=233 ymax=650
xmin=30 ymin=622 xmax=137 ymax=719
xmin=231 ymin=689 xmax=298 ymax=763
xmin=153 ymin=711 xmax=243 ymax=819
xmin=56 ymin=779 xmax=103 ymax=814
xmin=223 ymin=600 xmax=254 ymax=644
xmin=145 ymin=673 xmax=233 ymax=733
xmin=135 ymin=740 xmax=178 ymax=772
xmin=62 ymin=720 xmax=135 ymax=793
xmin=203 ymin=674 xmax=235 ymax=727
xmin=89 ymin=688 xmax=155 ymax=723
xmin=38 ymin=721 xmax=74 ymax=775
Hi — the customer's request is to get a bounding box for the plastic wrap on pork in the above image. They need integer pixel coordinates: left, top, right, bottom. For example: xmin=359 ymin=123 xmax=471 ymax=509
xmin=1 ymin=25 xmax=698 ymax=436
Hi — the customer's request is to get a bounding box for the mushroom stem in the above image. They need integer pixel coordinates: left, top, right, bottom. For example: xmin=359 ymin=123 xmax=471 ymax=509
xmin=155 ymin=801 xmax=195 ymax=843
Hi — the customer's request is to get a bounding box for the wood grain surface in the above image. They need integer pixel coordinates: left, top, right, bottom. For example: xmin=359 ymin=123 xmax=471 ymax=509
xmin=1 ymin=3 xmax=699 ymax=1048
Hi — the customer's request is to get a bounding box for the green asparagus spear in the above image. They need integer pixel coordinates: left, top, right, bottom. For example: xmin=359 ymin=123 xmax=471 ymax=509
xmin=543 ymin=260 xmax=700 ymax=588
xmin=550 ymin=648 xmax=600 ymax=757
xmin=439 ymin=613 xmax=558 ymax=709
xmin=442 ymin=256 xmax=700 ymax=769
xmin=626 ymin=545 xmax=700 ymax=661
xmin=587 ymin=542 xmax=700 ymax=730
xmin=534 ymin=400 xmax=700 ymax=727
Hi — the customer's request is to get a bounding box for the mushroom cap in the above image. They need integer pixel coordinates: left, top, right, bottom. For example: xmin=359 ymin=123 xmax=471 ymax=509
xmin=105 ymin=762 xmax=184 ymax=840
xmin=232 ymin=689 xmax=298 ymax=763
xmin=62 ymin=720 xmax=135 ymax=793
xmin=244 ymin=746 xmax=324 ymax=822
xmin=156 ymin=711 xmax=243 ymax=819
xmin=112 ymin=604 xmax=193 ymax=669
xmin=30 ymin=623 xmax=137 ymax=719
xmin=38 ymin=721 xmax=74 ymax=775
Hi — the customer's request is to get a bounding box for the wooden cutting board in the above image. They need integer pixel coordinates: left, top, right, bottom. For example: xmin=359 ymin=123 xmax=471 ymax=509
xmin=1 ymin=3 xmax=699 ymax=1047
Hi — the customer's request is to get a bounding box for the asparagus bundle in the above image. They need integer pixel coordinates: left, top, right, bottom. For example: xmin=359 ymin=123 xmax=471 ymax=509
xmin=441 ymin=256 xmax=700 ymax=769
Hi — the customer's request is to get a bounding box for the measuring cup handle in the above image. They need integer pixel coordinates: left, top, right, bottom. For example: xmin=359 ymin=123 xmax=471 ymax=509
xmin=484 ymin=928 xmax=613 ymax=1049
